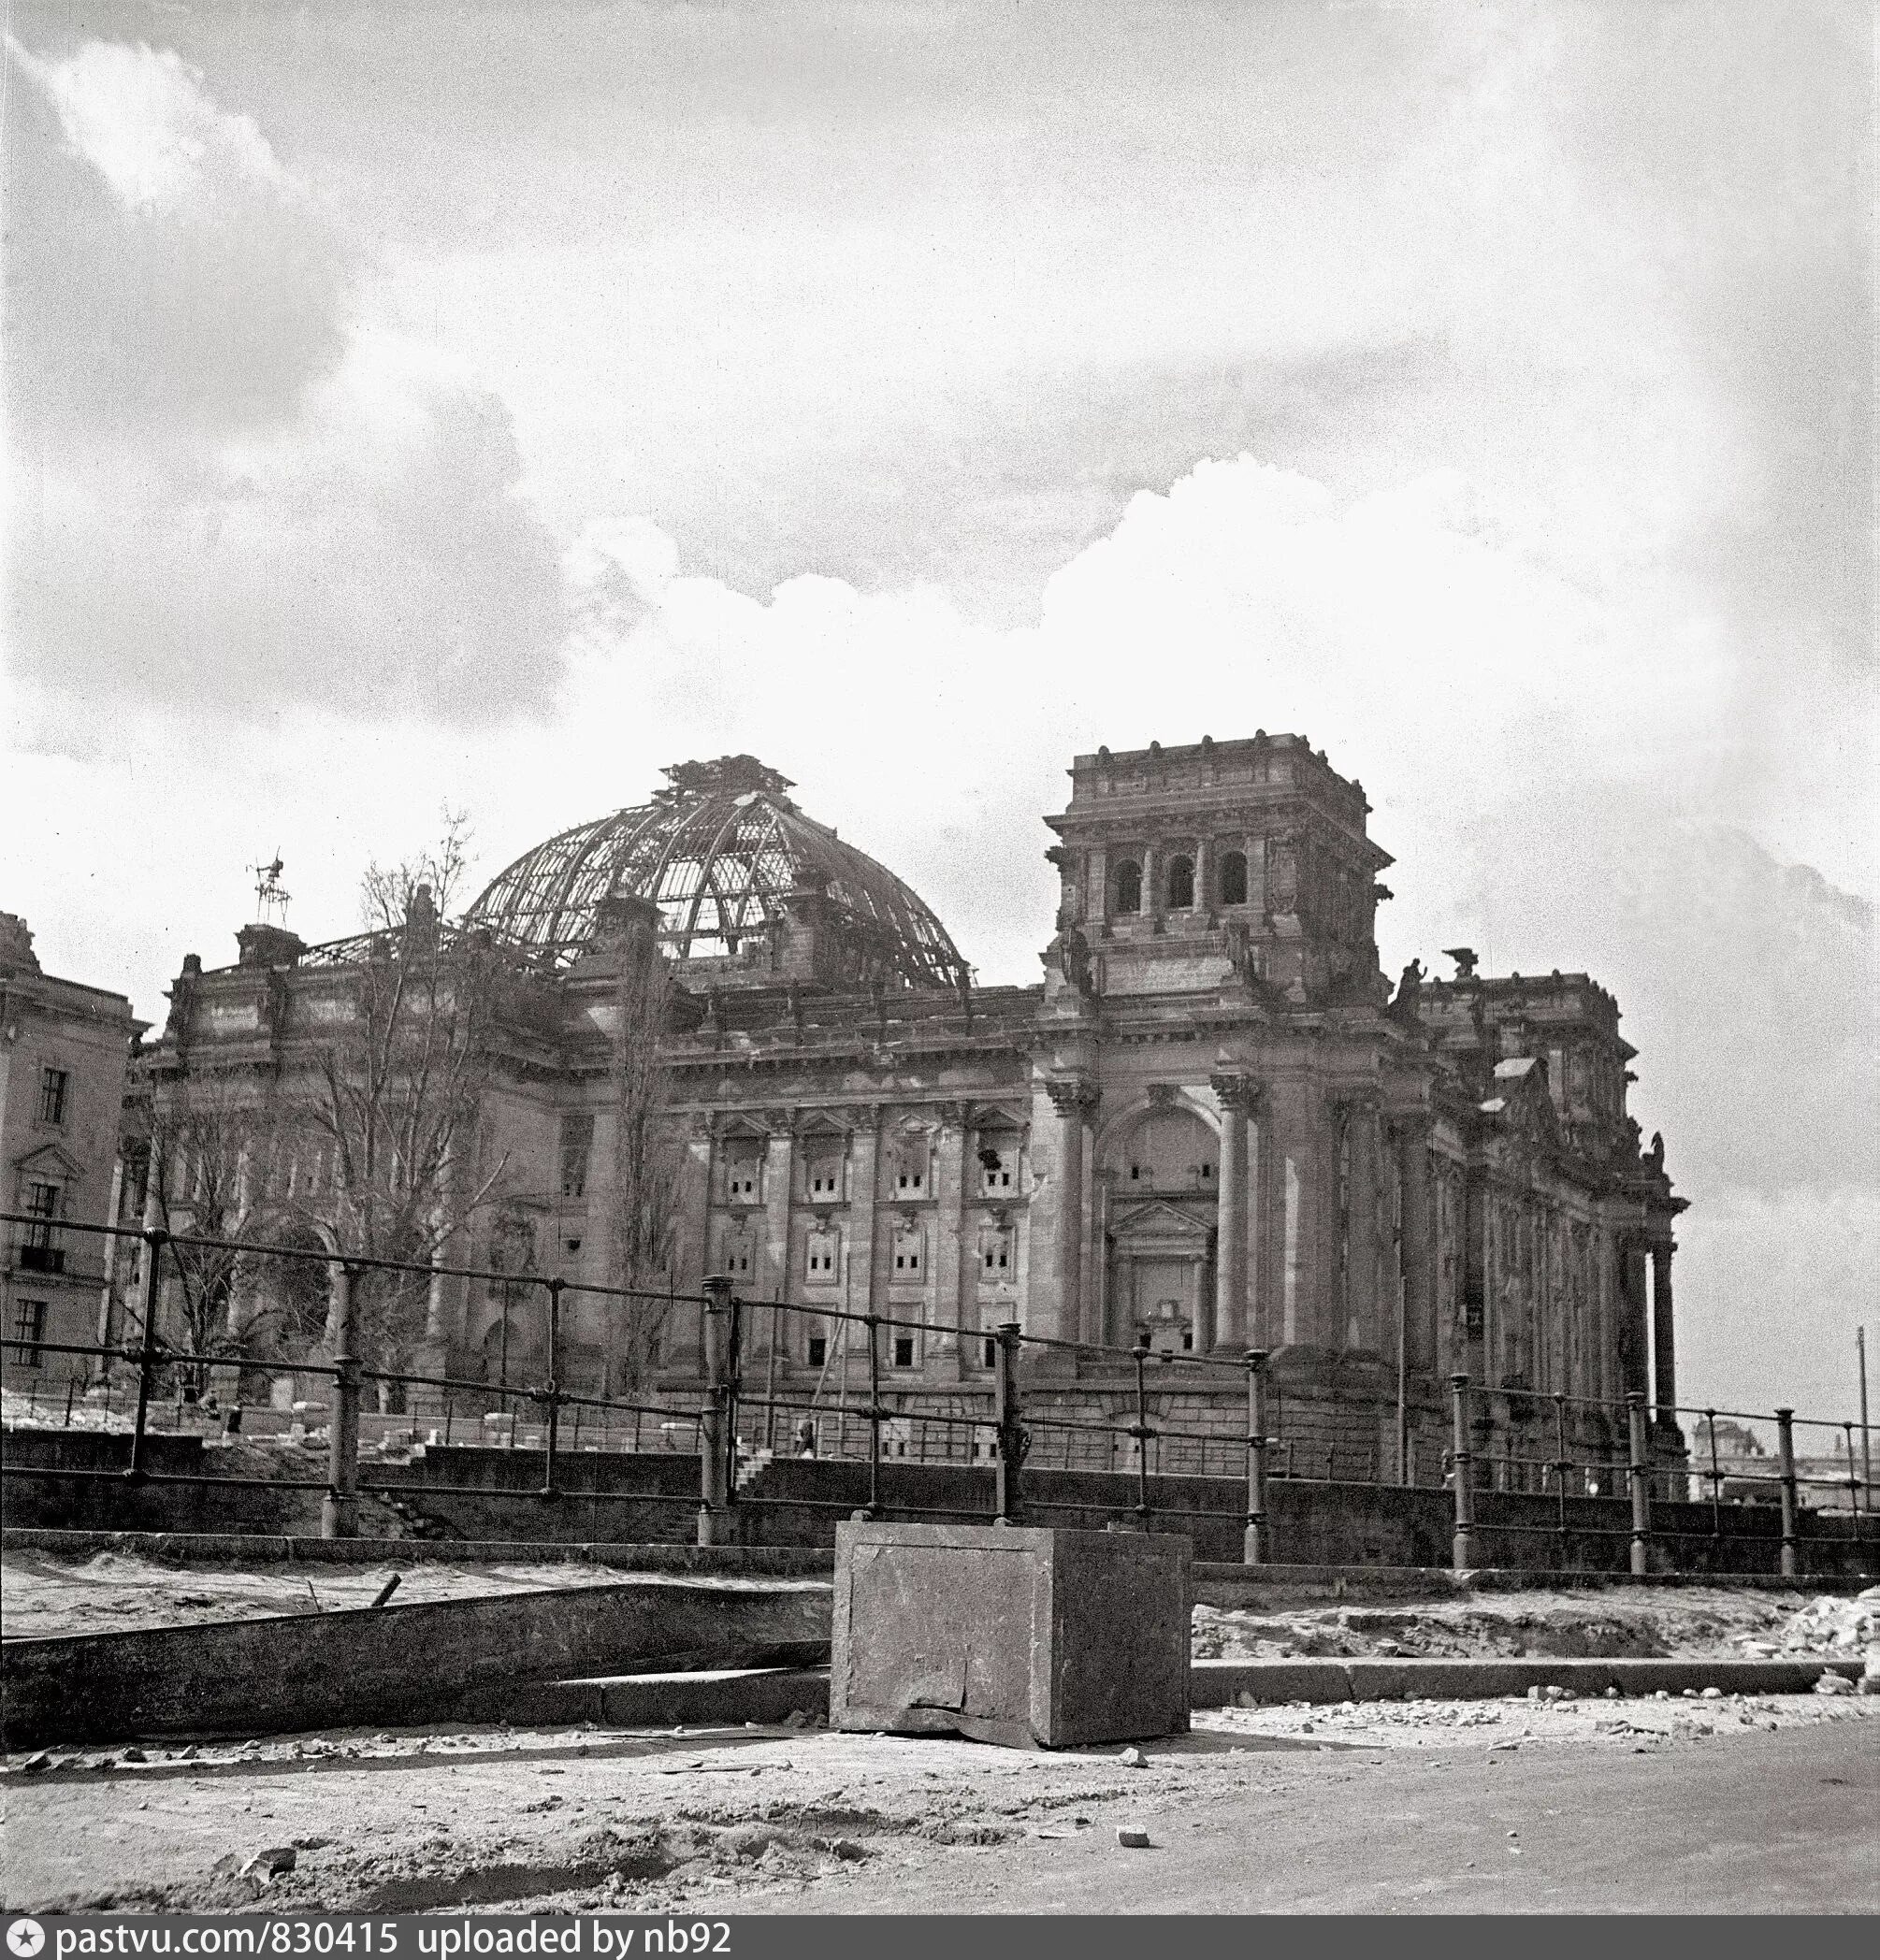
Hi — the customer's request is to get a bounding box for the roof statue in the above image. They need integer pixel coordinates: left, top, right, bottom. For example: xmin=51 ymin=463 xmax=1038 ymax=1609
xmin=464 ymin=756 xmax=967 ymax=989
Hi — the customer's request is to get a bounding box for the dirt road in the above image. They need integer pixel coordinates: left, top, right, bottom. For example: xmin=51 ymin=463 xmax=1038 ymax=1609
xmin=6 ymin=1695 xmax=1873 ymax=1915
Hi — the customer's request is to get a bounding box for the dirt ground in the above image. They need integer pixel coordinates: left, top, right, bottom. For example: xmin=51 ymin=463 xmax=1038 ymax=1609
xmin=7 ymin=1549 xmax=1875 ymax=1660
xmin=5 ymin=1695 xmax=1874 ymax=1915
xmin=0 ymin=1549 xmax=642 ymax=1638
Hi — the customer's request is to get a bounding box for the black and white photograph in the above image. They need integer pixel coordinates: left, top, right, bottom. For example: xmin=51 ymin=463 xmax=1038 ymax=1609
xmin=1 ymin=0 xmax=1873 ymax=1927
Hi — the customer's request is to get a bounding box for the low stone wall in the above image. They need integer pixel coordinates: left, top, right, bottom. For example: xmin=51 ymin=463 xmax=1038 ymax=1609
xmin=0 ymin=1431 xmax=310 ymax=1535
xmin=1 ymin=1576 xmax=832 ymax=1750
xmin=7 ymin=1430 xmax=1873 ymax=1578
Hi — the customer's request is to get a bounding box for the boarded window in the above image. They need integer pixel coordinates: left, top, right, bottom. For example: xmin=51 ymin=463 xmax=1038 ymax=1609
xmin=977 ymin=1143 xmax=1016 ymax=1194
xmin=805 ymin=1230 xmax=840 ymax=1282
xmin=1114 ymin=859 xmax=1142 ymax=914
xmin=892 ymin=1136 xmax=929 ymax=1195
xmin=1219 ymin=850 xmax=1248 ymax=906
xmin=805 ymin=1144 xmax=845 ymax=1200
xmin=723 ymin=1138 xmax=763 ymax=1203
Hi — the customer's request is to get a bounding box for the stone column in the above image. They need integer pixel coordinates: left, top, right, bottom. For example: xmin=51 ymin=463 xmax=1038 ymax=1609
xmin=1341 ymin=1097 xmax=1382 ymax=1352
xmin=846 ymin=1117 xmax=882 ymax=1319
xmin=1142 ymin=842 xmax=1161 ymax=930
xmin=758 ymin=1128 xmax=795 ymax=1367
xmin=1262 ymin=1075 xmax=1318 ymax=1348
xmin=1396 ymin=1118 xmax=1436 ymax=1374
xmin=667 ymin=1114 xmax=715 ymax=1373
xmin=1614 ymin=1233 xmax=1649 ymax=1401
xmin=1209 ymin=1073 xmax=1256 ymax=1351
xmin=933 ymin=1104 xmax=969 ymax=1365
xmin=1650 ymin=1236 xmax=1676 ymax=1418
xmin=1193 ymin=837 xmax=1211 ymax=919
xmin=1043 ymin=1078 xmax=1094 ymax=1347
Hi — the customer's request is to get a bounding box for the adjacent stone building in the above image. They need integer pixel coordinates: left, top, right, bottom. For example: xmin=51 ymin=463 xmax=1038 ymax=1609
xmin=1 ymin=915 xmax=140 ymax=1386
xmin=126 ymin=739 xmax=1686 ymax=1478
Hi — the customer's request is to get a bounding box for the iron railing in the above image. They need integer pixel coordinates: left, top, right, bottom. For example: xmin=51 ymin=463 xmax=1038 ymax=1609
xmin=2 ymin=1211 xmax=1874 ymax=1574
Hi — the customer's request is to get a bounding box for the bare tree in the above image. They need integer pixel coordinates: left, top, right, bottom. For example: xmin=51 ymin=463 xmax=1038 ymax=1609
xmin=283 ymin=814 xmax=510 ymax=1389
xmin=128 ymin=1072 xmax=293 ymax=1381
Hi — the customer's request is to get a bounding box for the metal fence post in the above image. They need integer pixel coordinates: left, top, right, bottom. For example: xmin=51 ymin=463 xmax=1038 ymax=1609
xmin=725 ymin=1290 xmax=745 ymax=1511
xmin=1706 ymin=1410 xmax=1723 ymax=1546
xmin=321 ymin=1263 xmax=360 ymax=1540
xmin=1449 ymin=1374 xmax=1475 ymax=1570
xmin=125 ymin=1227 xmax=167 ymax=1482
xmin=1553 ymin=1391 xmax=1569 ymax=1570
xmin=541 ymin=1276 xmax=564 ymax=1499
xmin=992 ymin=1321 xmax=1024 ymax=1523
xmin=1627 ymin=1390 xmax=1652 ymax=1576
xmin=1243 ymin=1348 xmax=1269 ymax=1564
xmin=1131 ymin=1332 xmax=1153 ymax=1532
xmin=860 ymin=1313 xmax=883 ymax=1520
xmin=1774 ymin=1406 xmax=1800 ymax=1578
xmin=698 ymin=1275 xmax=731 ymax=1545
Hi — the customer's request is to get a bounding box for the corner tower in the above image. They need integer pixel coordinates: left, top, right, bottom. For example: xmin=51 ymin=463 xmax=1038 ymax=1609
xmin=1042 ymin=732 xmax=1393 ymax=1007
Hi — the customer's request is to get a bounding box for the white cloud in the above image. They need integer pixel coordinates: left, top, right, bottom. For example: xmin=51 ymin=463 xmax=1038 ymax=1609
xmin=5 ymin=37 xmax=566 ymax=722
xmin=16 ymin=36 xmax=287 ymax=211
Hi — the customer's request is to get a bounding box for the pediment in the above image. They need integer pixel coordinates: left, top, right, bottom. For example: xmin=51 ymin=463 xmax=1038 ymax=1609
xmin=12 ymin=1141 xmax=82 ymax=1180
xmin=1110 ymin=1199 xmax=1214 ymax=1246
xmin=716 ymin=1112 xmax=774 ymax=1140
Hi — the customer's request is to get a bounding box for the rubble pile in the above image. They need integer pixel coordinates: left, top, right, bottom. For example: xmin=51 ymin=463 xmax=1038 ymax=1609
xmin=1770 ymin=1588 xmax=1880 ymax=1659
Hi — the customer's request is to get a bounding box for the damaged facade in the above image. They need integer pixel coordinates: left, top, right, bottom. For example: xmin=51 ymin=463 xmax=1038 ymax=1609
xmin=123 ymin=739 xmax=1686 ymax=1476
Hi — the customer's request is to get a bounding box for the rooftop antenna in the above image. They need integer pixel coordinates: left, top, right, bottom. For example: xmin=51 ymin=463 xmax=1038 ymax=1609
xmin=252 ymin=854 xmax=292 ymax=927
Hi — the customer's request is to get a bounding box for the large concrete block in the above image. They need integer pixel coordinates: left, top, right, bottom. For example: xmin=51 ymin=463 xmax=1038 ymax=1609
xmin=831 ymin=1521 xmax=1189 ymax=1749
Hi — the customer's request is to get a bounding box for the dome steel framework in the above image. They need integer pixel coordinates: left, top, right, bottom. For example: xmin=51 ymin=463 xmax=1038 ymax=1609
xmin=465 ymin=756 xmax=968 ymax=989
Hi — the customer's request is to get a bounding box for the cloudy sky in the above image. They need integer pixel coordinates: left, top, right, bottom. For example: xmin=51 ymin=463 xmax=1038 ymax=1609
xmin=3 ymin=1 xmax=1872 ymax=1420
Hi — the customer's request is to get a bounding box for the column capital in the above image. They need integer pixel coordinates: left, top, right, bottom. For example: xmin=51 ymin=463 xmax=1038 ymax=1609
xmin=1208 ymin=1071 xmax=1262 ymax=1115
xmin=1044 ymin=1075 xmax=1100 ymax=1119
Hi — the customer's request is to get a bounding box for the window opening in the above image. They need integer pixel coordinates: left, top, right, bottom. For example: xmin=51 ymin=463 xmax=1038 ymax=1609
xmin=1167 ymin=855 xmax=1195 ymax=910
xmin=558 ymin=1111 xmax=594 ymax=1199
xmin=806 ymin=1334 xmax=827 ymax=1368
xmin=1114 ymin=859 xmax=1142 ymax=914
xmin=893 ymin=1335 xmax=915 ymax=1368
xmin=978 ymin=1145 xmax=1014 ymax=1194
xmin=9 ymin=1299 xmax=47 ymax=1367
xmin=38 ymin=1069 xmax=69 ymax=1126
xmin=1220 ymin=850 xmax=1249 ymax=906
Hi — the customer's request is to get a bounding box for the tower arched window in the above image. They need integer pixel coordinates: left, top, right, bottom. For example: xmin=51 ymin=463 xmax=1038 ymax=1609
xmin=1220 ymin=850 xmax=1248 ymax=906
xmin=1114 ymin=859 xmax=1142 ymax=914
xmin=1167 ymin=855 xmax=1195 ymax=910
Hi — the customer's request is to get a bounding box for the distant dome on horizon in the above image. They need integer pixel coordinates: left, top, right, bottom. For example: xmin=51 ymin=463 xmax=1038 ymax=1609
xmin=464 ymin=755 xmax=967 ymax=990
